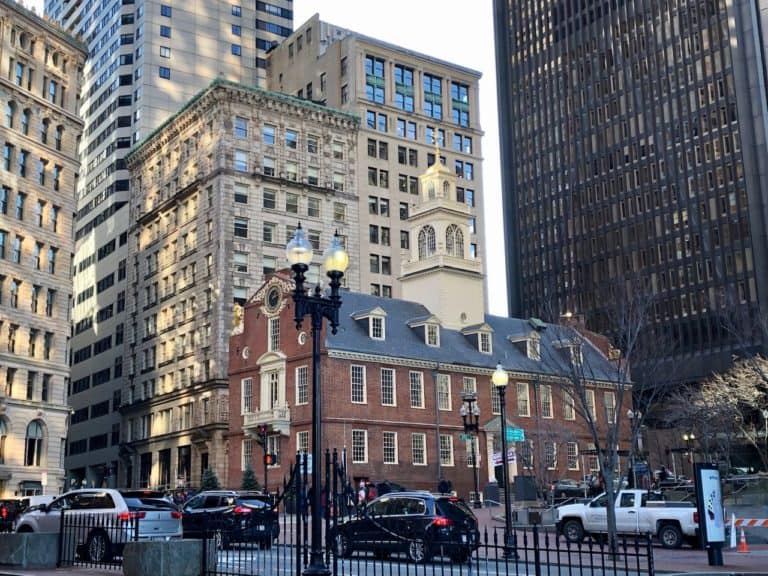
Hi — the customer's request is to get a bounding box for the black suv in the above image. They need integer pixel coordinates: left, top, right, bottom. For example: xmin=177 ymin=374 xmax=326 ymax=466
xmin=333 ymin=491 xmax=479 ymax=563
xmin=181 ymin=491 xmax=278 ymax=549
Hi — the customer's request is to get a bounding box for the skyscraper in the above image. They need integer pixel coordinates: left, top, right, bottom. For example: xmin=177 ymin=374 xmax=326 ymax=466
xmin=269 ymin=15 xmax=485 ymax=300
xmin=0 ymin=0 xmax=87 ymax=497
xmin=494 ymin=0 xmax=768 ymax=380
xmin=44 ymin=0 xmax=292 ymax=488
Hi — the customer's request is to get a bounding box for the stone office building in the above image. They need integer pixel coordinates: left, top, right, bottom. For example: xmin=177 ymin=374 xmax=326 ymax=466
xmin=0 ymin=0 xmax=86 ymax=497
xmin=121 ymin=79 xmax=359 ymax=490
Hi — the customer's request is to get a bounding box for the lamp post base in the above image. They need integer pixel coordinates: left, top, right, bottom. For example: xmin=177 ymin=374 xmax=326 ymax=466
xmin=473 ymin=500 xmax=482 ymax=509
xmin=503 ymin=533 xmax=519 ymax=560
xmin=303 ymin=552 xmax=331 ymax=576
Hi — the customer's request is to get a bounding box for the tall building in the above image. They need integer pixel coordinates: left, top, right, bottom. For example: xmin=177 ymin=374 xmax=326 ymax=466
xmin=494 ymin=0 xmax=768 ymax=380
xmin=0 ymin=0 xmax=87 ymax=497
xmin=122 ymin=79 xmax=359 ymax=490
xmin=228 ymin=153 xmax=628 ymax=498
xmin=268 ymin=14 xmax=485 ymax=300
xmin=43 ymin=0 xmax=293 ymax=487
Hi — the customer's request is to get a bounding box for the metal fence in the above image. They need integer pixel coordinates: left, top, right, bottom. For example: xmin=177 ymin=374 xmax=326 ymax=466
xmin=57 ymin=509 xmax=139 ymax=570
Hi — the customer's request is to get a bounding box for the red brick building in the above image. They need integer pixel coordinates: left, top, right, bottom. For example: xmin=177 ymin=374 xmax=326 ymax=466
xmin=227 ymin=155 xmax=630 ymax=501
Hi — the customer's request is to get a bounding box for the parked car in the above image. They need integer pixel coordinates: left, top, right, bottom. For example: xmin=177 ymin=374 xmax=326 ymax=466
xmin=181 ymin=490 xmax=278 ymax=549
xmin=556 ymin=489 xmax=699 ymax=548
xmin=14 ymin=489 xmax=182 ymax=562
xmin=332 ymin=491 xmax=479 ymax=563
xmin=549 ymin=479 xmax=587 ymax=502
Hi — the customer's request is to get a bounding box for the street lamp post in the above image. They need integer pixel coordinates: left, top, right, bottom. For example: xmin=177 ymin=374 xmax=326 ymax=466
xmin=492 ymin=363 xmax=518 ymax=560
xmin=682 ymin=432 xmax=696 ymax=477
xmin=627 ymin=409 xmax=642 ymax=488
xmin=286 ymin=224 xmax=349 ymax=576
xmin=762 ymin=410 xmax=768 ymax=453
xmin=460 ymin=392 xmax=482 ymax=509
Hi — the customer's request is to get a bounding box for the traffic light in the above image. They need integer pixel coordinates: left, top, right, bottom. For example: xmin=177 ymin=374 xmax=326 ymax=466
xmin=263 ymin=453 xmax=278 ymax=466
xmin=256 ymin=425 xmax=268 ymax=447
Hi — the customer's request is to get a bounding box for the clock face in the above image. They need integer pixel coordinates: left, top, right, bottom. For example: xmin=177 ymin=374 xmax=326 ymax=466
xmin=266 ymin=286 xmax=281 ymax=311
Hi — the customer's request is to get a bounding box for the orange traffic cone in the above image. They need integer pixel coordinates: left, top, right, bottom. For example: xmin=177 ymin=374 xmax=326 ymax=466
xmin=737 ymin=528 xmax=749 ymax=553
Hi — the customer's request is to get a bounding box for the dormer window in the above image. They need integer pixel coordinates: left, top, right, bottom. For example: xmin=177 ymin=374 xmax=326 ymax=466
xmin=370 ymin=316 xmax=385 ymax=340
xmin=569 ymin=344 xmax=583 ymax=365
xmin=426 ymin=324 xmax=440 ymax=347
xmin=479 ymin=332 xmax=491 ymax=354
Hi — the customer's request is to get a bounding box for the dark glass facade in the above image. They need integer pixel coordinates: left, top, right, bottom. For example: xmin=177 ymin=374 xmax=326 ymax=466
xmin=495 ymin=0 xmax=768 ymax=379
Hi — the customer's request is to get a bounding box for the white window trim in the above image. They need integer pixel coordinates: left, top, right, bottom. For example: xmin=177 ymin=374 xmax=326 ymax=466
xmin=351 ymin=364 xmax=367 ymax=404
xmin=409 ymin=371 xmax=424 ymax=409
xmin=412 ymin=432 xmax=427 ymax=466
xmin=478 ymin=332 xmax=492 ymax=355
xmin=437 ymin=373 xmax=452 ymax=411
xmin=540 ymin=384 xmax=553 ymax=419
xmin=426 ymin=324 xmax=440 ymax=347
xmin=352 ymin=429 xmax=368 ymax=463
xmin=383 ymin=431 xmax=398 ymax=464
xmin=439 ymin=434 xmax=454 ymax=467
xmin=295 ymin=365 xmax=308 ymax=405
xmin=381 ymin=367 xmax=396 ymax=407
xmin=567 ymin=442 xmax=580 ymax=471
xmin=241 ymin=438 xmax=252 ymax=471
xmin=563 ymin=391 xmax=576 ymax=421
xmin=585 ymin=389 xmax=596 ymax=421
xmin=517 ymin=382 xmax=530 ymax=417
xmin=369 ymin=316 xmax=386 ymax=340
xmin=545 ymin=442 xmax=557 ymax=470
xmin=240 ymin=377 xmax=253 ymax=414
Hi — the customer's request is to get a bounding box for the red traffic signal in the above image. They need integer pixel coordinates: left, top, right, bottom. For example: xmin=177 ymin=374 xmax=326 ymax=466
xmin=263 ymin=453 xmax=278 ymax=466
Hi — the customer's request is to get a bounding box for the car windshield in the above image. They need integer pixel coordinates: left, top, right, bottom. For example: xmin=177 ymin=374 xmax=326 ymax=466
xmin=124 ymin=497 xmax=177 ymax=510
xmin=435 ymin=498 xmax=475 ymax=521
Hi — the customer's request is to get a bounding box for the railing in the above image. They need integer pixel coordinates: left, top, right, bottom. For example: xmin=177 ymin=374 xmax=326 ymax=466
xmin=243 ymin=406 xmax=291 ymax=434
xmin=58 ymin=510 xmax=139 ymax=570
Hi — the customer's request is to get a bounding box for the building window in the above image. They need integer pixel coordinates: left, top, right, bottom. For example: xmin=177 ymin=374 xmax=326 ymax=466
xmin=517 ymin=382 xmax=530 ymax=416
xmin=567 ymin=442 xmax=579 ymax=470
xmin=451 ymin=81 xmax=470 ymax=127
xmin=426 ymin=324 xmax=439 ymax=346
xmin=540 ymin=384 xmax=553 ymax=418
xmin=285 ymin=193 xmax=299 ymax=214
xmin=412 ymin=433 xmax=426 ymax=465
xmin=160 ymin=46 xmax=171 ymax=58
xmin=381 ymin=368 xmax=395 ymax=406
xmin=491 ymin=382 xmax=501 ymax=414
xmin=268 ymin=317 xmax=279 ymax=351
xmin=160 ymin=4 xmax=172 ymax=16
xmin=394 ymin=65 xmax=414 ymax=111
xmin=285 ymin=129 xmax=298 ymax=149
xmin=479 ymin=332 xmax=491 ymax=354
xmin=585 ymin=390 xmax=596 ymax=420
xmin=296 ymin=366 xmax=308 ymax=405
xmin=333 ymin=202 xmax=346 ymax=222
xmin=234 ymin=150 xmax=248 ymax=171
xmin=437 ymin=374 xmax=451 ymax=411
xmin=423 ymin=73 xmax=443 ymax=119
xmin=234 ymin=217 xmax=248 ymax=238
xmin=409 ymin=371 xmax=424 ymax=408
xmin=544 ymin=441 xmax=556 ymax=470
xmin=234 ymin=116 xmax=248 ymax=138
xmin=158 ymin=66 xmax=171 ymax=79
xmin=241 ymin=438 xmax=252 ymax=471
xmin=351 ymin=365 xmax=366 ymax=404
xmin=241 ymin=378 xmax=253 ymax=414
xmin=439 ymin=434 xmax=453 ymax=466
xmin=364 ymin=55 xmax=385 ymax=103
xmin=160 ymin=25 xmax=171 ymax=37
xmin=417 ymin=226 xmax=436 ymax=259
xmin=604 ymin=391 xmax=616 ymax=423
xmin=231 ymin=44 xmax=241 ymax=56
xmin=352 ymin=429 xmax=368 ymax=463
xmin=232 ymin=5 xmax=241 ymax=16
xmin=24 ymin=420 xmax=44 ymax=466
xmin=383 ymin=432 xmax=397 ymax=464
xmin=297 ymin=431 xmax=309 ymax=454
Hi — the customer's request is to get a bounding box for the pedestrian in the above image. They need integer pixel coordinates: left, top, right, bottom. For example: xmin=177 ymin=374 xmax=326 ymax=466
xmin=358 ymin=481 xmax=366 ymax=509
xmin=438 ymin=477 xmax=450 ymax=494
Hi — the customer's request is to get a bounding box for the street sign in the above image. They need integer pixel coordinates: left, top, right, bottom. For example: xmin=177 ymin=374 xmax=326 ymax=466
xmin=459 ymin=433 xmax=474 ymax=441
xmin=506 ymin=427 xmax=525 ymax=442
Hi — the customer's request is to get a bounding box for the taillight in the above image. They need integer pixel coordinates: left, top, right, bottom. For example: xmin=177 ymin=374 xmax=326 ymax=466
xmin=119 ymin=511 xmax=146 ymax=521
xmin=693 ymin=511 xmax=699 ymax=524
xmin=433 ymin=516 xmax=452 ymax=527
xmin=233 ymin=506 xmax=251 ymax=514
xmin=171 ymin=511 xmax=182 ymax=519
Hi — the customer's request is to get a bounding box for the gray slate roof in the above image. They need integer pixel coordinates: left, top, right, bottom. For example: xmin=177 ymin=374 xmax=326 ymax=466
xmin=325 ymin=291 xmax=618 ymax=383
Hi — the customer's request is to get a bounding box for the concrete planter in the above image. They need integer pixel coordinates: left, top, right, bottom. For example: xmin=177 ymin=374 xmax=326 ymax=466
xmin=0 ymin=533 xmax=59 ymax=568
xmin=123 ymin=539 xmax=215 ymax=576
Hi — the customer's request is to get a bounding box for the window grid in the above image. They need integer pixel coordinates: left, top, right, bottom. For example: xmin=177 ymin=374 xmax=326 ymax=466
xmin=437 ymin=374 xmax=451 ymax=411
xmin=412 ymin=433 xmax=426 ymax=465
xmin=380 ymin=368 xmax=395 ymax=406
xmin=295 ymin=366 xmax=308 ymax=405
xmin=352 ymin=429 xmax=368 ymax=463
xmin=517 ymin=382 xmax=530 ymax=416
xmin=409 ymin=371 xmax=424 ymax=408
xmin=567 ymin=442 xmax=579 ymax=470
xmin=439 ymin=434 xmax=453 ymax=466
xmin=383 ymin=431 xmax=397 ymax=464
xmin=540 ymin=384 xmax=553 ymax=418
xmin=351 ymin=365 xmax=366 ymax=404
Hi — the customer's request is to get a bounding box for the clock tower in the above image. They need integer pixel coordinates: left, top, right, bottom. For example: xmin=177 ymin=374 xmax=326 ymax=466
xmin=400 ymin=146 xmax=485 ymax=329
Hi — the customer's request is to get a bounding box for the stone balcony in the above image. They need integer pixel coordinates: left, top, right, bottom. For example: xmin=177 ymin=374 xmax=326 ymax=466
xmin=243 ymin=405 xmax=291 ymax=436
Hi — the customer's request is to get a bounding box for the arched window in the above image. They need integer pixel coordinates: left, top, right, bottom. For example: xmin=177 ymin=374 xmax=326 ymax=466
xmin=442 ymin=181 xmax=450 ymax=197
xmin=0 ymin=419 xmax=7 ymax=465
xmin=427 ymin=182 xmax=436 ymax=200
xmin=5 ymin=102 xmax=16 ymax=128
xmin=40 ymin=119 xmax=50 ymax=144
xmin=21 ymin=109 xmax=30 ymax=135
xmin=446 ymin=224 xmax=464 ymax=257
xmin=418 ymin=225 xmax=436 ymax=259
xmin=25 ymin=420 xmax=44 ymax=467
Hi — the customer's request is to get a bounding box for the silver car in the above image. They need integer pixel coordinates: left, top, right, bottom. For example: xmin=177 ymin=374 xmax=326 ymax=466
xmin=15 ymin=489 xmax=182 ymax=562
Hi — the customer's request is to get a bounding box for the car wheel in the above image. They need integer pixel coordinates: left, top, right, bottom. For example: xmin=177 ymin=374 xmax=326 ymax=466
xmin=407 ymin=538 xmax=430 ymax=563
xmin=562 ymin=519 xmax=584 ymax=543
xmin=16 ymin=525 xmax=33 ymax=533
xmin=86 ymin=530 xmax=112 ymax=563
xmin=658 ymin=524 xmax=683 ymax=549
xmin=335 ymin=533 xmax=352 ymax=558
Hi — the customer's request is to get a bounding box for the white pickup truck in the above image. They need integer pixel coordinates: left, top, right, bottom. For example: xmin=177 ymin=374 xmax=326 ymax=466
xmin=556 ymin=489 xmax=699 ymax=548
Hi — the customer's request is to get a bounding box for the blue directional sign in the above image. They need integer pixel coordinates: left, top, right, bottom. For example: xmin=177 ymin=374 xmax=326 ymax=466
xmin=505 ymin=427 xmax=525 ymax=442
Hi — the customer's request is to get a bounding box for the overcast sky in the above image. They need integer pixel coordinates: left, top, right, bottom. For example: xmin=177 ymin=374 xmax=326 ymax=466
xmin=25 ymin=0 xmax=508 ymax=316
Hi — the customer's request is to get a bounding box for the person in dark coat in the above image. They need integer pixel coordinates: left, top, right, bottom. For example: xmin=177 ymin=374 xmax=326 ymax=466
xmin=438 ymin=477 xmax=450 ymax=494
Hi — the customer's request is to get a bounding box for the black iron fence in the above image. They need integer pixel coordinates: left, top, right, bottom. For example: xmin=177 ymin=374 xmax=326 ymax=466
xmin=57 ymin=509 xmax=139 ymax=569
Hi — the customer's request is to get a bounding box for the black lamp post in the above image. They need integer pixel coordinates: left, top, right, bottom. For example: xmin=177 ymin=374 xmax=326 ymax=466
xmin=286 ymin=224 xmax=348 ymax=576
xmin=460 ymin=392 xmax=482 ymax=509
xmin=492 ymin=363 xmax=518 ymax=560
xmin=682 ymin=432 xmax=696 ymax=477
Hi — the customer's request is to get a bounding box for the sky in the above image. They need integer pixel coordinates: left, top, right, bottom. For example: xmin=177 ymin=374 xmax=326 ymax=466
xmin=25 ymin=0 xmax=508 ymax=316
